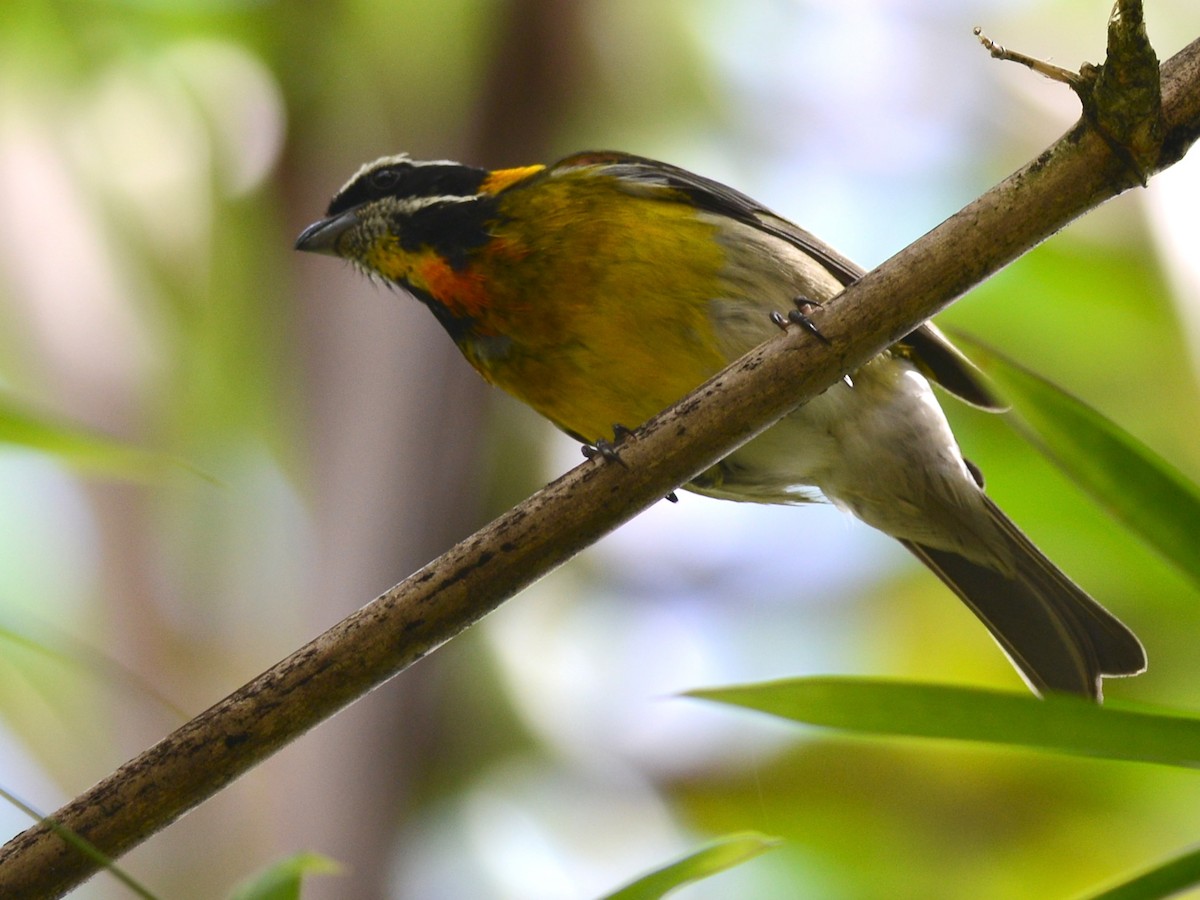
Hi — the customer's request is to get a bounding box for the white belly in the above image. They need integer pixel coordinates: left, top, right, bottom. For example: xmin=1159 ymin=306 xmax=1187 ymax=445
xmin=693 ymin=353 xmax=1005 ymax=561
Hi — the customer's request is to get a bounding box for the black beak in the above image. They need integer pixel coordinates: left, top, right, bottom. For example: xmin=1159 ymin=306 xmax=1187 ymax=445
xmin=294 ymin=209 xmax=358 ymax=256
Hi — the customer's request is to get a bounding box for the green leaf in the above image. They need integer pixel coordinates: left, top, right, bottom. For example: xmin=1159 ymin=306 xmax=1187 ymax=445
xmin=0 ymin=786 xmax=158 ymax=899
xmin=0 ymin=393 xmax=195 ymax=482
xmin=599 ymin=832 xmax=780 ymax=900
xmin=228 ymin=853 xmax=341 ymax=900
xmin=0 ymin=619 xmax=190 ymax=721
xmin=1083 ymin=845 xmax=1200 ymax=900
xmin=689 ymin=678 xmax=1200 ymax=768
xmin=952 ymin=337 xmax=1200 ymax=588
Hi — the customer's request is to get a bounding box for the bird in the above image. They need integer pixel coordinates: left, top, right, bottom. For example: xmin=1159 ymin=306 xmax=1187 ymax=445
xmin=295 ymin=149 xmax=1145 ymax=699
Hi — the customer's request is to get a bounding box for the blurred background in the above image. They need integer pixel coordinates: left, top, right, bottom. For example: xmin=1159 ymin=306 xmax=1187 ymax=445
xmin=1 ymin=1 xmax=1199 ymax=897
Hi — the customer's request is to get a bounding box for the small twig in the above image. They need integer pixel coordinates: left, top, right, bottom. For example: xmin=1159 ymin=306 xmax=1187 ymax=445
xmin=975 ymin=11 xmax=1163 ymax=187
xmin=974 ymin=26 xmax=1084 ymax=89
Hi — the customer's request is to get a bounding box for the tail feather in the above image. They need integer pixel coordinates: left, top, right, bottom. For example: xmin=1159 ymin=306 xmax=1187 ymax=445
xmin=900 ymin=497 xmax=1145 ymax=700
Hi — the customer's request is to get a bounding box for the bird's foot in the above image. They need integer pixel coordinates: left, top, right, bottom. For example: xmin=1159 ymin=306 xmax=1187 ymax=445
xmin=580 ymin=423 xmax=634 ymax=468
xmin=581 ymin=424 xmax=679 ymax=503
xmin=781 ymin=296 xmax=831 ymax=346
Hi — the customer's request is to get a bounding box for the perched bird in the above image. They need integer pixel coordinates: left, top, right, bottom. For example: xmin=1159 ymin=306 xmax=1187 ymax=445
xmin=296 ymin=150 xmax=1145 ymax=699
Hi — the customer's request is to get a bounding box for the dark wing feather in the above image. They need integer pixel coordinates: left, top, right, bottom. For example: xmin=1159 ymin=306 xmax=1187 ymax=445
xmin=553 ymin=151 xmax=1000 ymax=410
xmin=899 ymin=495 xmax=1145 ymax=699
xmin=898 ymin=323 xmax=1003 ymax=411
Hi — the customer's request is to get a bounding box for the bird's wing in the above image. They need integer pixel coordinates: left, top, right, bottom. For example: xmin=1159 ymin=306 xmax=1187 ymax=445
xmin=552 ymin=151 xmax=1000 ymax=411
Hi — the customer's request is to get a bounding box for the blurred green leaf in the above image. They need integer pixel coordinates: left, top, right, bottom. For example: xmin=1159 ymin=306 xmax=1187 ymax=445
xmin=599 ymin=832 xmax=780 ymax=900
xmin=0 ymin=618 xmax=190 ymax=720
xmin=689 ymin=678 xmax=1200 ymax=767
xmin=1083 ymin=844 xmax=1200 ymax=900
xmin=0 ymin=786 xmax=157 ymax=899
xmin=953 ymin=337 xmax=1200 ymax=589
xmin=0 ymin=393 xmax=190 ymax=482
xmin=229 ymin=852 xmax=340 ymax=900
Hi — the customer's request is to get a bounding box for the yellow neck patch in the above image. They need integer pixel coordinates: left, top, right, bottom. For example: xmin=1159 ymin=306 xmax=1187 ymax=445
xmin=480 ymin=165 xmax=545 ymax=195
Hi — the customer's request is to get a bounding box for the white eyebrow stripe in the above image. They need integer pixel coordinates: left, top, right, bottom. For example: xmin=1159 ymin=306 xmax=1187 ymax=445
xmin=339 ymin=155 xmax=466 ymax=193
xmin=389 ymin=194 xmax=484 ymax=215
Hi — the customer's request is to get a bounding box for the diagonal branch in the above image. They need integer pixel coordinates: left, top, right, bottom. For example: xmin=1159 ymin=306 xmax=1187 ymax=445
xmin=2 ymin=13 xmax=1198 ymax=899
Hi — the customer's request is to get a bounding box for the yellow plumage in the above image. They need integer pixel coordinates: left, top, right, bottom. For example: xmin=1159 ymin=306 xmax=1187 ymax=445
xmin=460 ymin=169 xmax=732 ymax=441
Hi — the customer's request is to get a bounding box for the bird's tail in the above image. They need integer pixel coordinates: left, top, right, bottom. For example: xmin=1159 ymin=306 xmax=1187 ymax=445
xmin=900 ymin=496 xmax=1145 ymax=700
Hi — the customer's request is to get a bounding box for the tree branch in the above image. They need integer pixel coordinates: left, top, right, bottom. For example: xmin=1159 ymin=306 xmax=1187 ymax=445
xmin=2 ymin=13 xmax=1198 ymax=898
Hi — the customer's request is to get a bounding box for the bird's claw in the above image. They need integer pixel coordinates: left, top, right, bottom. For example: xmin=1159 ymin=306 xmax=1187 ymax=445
xmin=581 ymin=425 xmax=680 ymax=503
xmin=770 ymin=297 xmax=831 ymax=345
xmin=581 ymin=423 xmax=633 ymax=468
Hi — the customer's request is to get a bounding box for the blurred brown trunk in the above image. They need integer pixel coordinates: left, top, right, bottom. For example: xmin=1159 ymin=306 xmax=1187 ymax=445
xmin=273 ymin=3 xmax=588 ymax=898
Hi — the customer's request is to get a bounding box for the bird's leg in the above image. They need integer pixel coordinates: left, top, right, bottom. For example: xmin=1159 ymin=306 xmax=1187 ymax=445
xmin=771 ymin=297 xmax=853 ymax=386
xmin=786 ymin=296 xmax=832 ymax=346
xmin=580 ymin=424 xmax=679 ymax=502
xmin=580 ymin=423 xmax=634 ymax=468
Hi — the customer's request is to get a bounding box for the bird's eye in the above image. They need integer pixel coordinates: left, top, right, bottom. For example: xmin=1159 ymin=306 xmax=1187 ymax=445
xmin=369 ymin=168 xmax=401 ymax=192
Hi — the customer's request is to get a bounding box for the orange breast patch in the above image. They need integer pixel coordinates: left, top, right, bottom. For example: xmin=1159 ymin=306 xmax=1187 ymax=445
xmin=416 ymin=255 xmax=490 ymax=319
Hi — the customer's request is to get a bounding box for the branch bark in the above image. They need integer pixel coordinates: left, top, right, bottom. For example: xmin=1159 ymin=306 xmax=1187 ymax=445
xmin=3 ymin=12 xmax=1198 ymax=898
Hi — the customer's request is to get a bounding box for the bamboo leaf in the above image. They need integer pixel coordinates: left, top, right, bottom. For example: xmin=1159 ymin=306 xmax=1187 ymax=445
xmin=689 ymin=678 xmax=1200 ymax=767
xmin=0 ymin=393 xmax=197 ymax=482
xmin=1082 ymin=844 xmax=1200 ymax=900
xmin=229 ymin=853 xmax=341 ymax=900
xmin=600 ymin=832 xmax=780 ymax=900
xmin=954 ymin=337 xmax=1200 ymax=587
xmin=0 ymin=786 xmax=157 ymax=899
